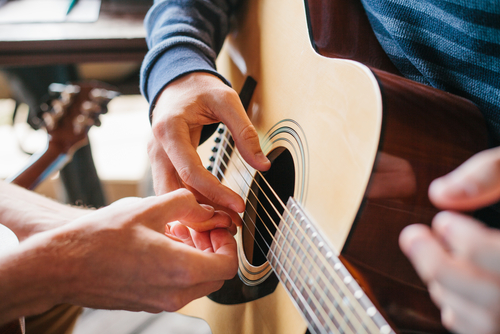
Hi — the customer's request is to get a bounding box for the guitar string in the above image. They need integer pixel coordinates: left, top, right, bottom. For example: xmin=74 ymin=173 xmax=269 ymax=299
xmin=233 ymin=185 xmax=331 ymax=334
xmin=216 ymin=134 xmax=388 ymax=333
xmin=214 ymin=156 xmax=378 ymax=334
xmin=218 ymin=133 xmax=371 ymax=314
xmin=213 ymin=162 xmax=359 ymax=334
xmin=213 ymin=147 xmax=376 ymax=333
xmin=216 ymin=134 xmax=374 ymax=323
xmin=214 ymin=154 xmax=372 ymax=334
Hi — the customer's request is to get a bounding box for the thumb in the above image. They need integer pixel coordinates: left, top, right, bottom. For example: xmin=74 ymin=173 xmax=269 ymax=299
xmin=429 ymin=147 xmax=500 ymax=211
xmin=143 ymin=190 xmax=234 ymax=233
xmin=142 ymin=189 xmax=215 ymax=232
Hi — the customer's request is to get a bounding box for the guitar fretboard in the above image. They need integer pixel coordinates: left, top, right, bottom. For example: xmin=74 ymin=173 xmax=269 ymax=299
xmin=268 ymin=198 xmax=395 ymax=334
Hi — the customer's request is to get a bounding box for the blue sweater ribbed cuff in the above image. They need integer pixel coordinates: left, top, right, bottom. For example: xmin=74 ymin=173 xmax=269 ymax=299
xmin=140 ymin=44 xmax=231 ymax=120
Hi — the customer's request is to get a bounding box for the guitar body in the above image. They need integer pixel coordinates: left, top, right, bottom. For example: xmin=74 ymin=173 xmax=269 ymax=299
xmin=180 ymin=0 xmax=487 ymax=333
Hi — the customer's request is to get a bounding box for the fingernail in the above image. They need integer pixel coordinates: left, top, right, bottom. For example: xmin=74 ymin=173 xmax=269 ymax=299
xmin=200 ymin=204 xmax=215 ymax=212
xmin=255 ymin=152 xmax=270 ymax=166
xmin=431 ymin=177 xmax=478 ymax=199
xmin=172 ymin=225 xmax=190 ymax=239
xmin=408 ymin=237 xmax=428 ymax=258
xmin=229 ymin=203 xmax=244 ymax=213
xmin=432 ymin=211 xmax=454 ymax=231
xmin=215 ymin=223 xmax=230 ymax=228
xmin=399 ymin=225 xmax=427 ymax=256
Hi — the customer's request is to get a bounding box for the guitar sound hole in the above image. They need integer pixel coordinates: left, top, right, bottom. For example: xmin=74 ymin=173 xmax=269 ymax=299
xmin=243 ymin=148 xmax=295 ymax=266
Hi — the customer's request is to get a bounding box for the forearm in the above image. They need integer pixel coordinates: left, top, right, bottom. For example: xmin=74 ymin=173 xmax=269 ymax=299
xmin=0 ymin=181 xmax=87 ymax=241
xmin=0 ymin=231 xmax=67 ymax=324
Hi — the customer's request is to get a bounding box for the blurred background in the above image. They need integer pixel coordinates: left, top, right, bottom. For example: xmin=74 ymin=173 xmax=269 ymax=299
xmin=0 ymin=0 xmax=212 ymax=333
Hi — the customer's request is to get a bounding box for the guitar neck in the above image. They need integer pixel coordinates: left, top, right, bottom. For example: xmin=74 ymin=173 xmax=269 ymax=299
xmin=268 ymin=198 xmax=394 ymax=334
xmin=7 ymin=140 xmax=77 ymax=190
xmin=7 ymin=82 xmax=118 ymax=190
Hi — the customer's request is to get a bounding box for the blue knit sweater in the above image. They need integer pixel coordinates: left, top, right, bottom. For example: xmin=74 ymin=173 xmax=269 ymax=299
xmin=140 ymin=0 xmax=500 ymax=142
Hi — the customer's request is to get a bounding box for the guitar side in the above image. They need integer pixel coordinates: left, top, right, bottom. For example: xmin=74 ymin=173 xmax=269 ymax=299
xmin=180 ymin=0 xmax=487 ymax=333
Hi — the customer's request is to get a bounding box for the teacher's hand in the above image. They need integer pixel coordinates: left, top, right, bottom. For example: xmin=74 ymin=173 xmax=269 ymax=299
xmin=148 ymin=72 xmax=270 ymax=221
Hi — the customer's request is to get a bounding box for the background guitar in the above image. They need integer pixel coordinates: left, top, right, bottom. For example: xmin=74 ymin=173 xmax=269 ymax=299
xmin=178 ymin=0 xmax=488 ymax=333
xmin=6 ymin=81 xmax=119 ymax=190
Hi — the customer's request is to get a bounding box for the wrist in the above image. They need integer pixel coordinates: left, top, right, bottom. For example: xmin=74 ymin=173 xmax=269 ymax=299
xmin=0 ymin=181 xmax=90 ymax=241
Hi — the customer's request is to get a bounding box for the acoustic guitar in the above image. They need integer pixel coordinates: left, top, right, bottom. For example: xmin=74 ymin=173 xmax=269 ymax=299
xmin=6 ymin=82 xmax=119 ymax=189
xmin=0 ymin=82 xmax=118 ymax=333
xmin=178 ymin=0 xmax=488 ymax=333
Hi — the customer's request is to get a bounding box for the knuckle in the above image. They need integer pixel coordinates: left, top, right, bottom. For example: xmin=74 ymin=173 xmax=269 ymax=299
xmin=224 ymin=87 xmax=240 ymax=101
xmin=239 ymin=123 xmax=259 ymax=143
xmin=177 ymin=164 xmax=197 ymax=185
xmin=151 ymin=120 xmax=167 ymax=139
xmin=173 ymin=187 xmax=194 ymax=201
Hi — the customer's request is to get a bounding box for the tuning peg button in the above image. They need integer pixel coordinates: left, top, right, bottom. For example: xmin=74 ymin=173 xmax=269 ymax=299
xmin=81 ymin=101 xmax=102 ymax=116
xmin=59 ymin=84 xmax=81 ymax=107
xmin=90 ymin=88 xmax=120 ymax=106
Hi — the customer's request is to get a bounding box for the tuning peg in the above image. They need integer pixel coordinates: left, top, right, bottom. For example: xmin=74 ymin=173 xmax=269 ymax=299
xmin=51 ymin=100 xmax=65 ymax=117
xmin=42 ymin=112 xmax=56 ymax=131
xmin=48 ymin=84 xmax=80 ymax=107
xmin=89 ymin=88 xmax=120 ymax=106
xmin=80 ymin=101 xmax=102 ymax=116
xmin=59 ymin=85 xmax=80 ymax=106
xmin=48 ymin=83 xmax=73 ymax=94
xmin=73 ymin=114 xmax=87 ymax=135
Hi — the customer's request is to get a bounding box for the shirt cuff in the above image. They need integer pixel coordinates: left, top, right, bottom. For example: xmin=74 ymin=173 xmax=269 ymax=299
xmin=141 ymin=44 xmax=231 ymax=120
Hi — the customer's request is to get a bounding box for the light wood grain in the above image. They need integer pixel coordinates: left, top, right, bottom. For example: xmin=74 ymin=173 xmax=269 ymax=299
xmin=181 ymin=0 xmax=383 ymax=332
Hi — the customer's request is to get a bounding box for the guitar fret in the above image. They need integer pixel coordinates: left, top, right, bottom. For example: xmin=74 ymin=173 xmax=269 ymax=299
xmin=267 ymin=198 xmax=396 ymax=334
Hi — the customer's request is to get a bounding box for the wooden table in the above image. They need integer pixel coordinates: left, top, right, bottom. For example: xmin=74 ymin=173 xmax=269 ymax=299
xmin=0 ymin=0 xmax=149 ymax=66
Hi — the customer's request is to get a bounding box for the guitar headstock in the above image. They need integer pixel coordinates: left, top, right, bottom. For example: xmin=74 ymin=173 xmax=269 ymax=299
xmin=38 ymin=82 xmax=119 ymax=151
xmin=7 ymin=82 xmax=119 ymax=189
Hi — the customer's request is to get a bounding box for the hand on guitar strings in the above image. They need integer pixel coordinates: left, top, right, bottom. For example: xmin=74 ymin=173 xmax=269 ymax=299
xmin=148 ymin=72 xmax=271 ymax=223
xmin=0 ymin=187 xmax=237 ymax=324
xmin=400 ymin=146 xmax=500 ymax=334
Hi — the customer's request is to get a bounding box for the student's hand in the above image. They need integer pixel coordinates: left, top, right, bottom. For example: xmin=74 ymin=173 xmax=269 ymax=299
xmin=400 ymin=147 xmax=500 ymax=334
xmin=148 ymin=72 xmax=270 ymax=218
xmin=1 ymin=189 xmax=237 ymax=322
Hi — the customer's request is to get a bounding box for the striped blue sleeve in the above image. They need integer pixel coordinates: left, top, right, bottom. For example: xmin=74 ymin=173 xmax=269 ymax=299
xmin=140 ymin=0 xmax=239 ymax=112
xmin=361 ymin=0 xmax=500 ymax=143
